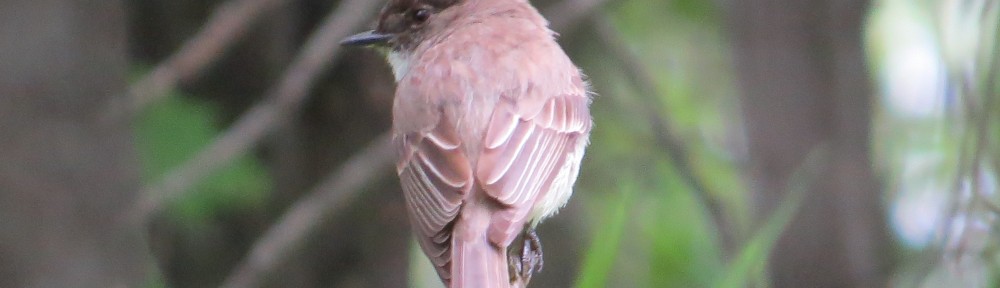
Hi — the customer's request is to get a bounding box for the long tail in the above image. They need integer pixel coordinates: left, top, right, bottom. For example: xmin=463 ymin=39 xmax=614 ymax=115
xmin=451 ymin=233 xmax=511 ymax=288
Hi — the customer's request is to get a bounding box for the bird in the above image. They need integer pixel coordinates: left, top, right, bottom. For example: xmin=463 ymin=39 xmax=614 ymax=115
xmin=341 ymin=0 xmax=592 ymax=286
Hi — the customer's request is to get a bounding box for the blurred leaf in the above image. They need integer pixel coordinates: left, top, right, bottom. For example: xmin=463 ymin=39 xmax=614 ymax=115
xmin=575 ymin=185 xmax=632 ymax=288
xmin=669 ymin=0 xmax=719 ymax=23
xmin=135 ymin=93 xmax=271 ymax=225
xmin=572 ymin=2 xmax=741 ymax=286
xmin=144 ymin=266 xmax=166 ymax=288
xmin=642 ymin=159 xmax=725 ymax=288
xmin=716 ymin=145 xmax=828 ymax=288
xmin=715 ymin=190 xmax=801 ymax=288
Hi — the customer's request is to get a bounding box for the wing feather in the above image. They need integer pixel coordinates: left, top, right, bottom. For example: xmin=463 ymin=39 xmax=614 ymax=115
xmin=484 ymin=107 xmax=520 ymax=149
xmin=484 ymin=121 xmax=535 ymax=185
xmin=477 ymin=93 xmax=591 ymax=246
xmin=396 ymin=113 xmax=472 ymax=281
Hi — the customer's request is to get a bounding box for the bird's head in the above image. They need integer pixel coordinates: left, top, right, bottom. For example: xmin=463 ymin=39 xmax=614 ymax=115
xmin=341 ymin=0 xmax=463 ymax=80
xmin=341 ymin=0 xmax=462 ymax=53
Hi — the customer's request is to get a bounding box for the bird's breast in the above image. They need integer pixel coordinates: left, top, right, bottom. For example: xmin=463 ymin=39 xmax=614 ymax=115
xmin=386 ymin=51 xmax=411 ymax=82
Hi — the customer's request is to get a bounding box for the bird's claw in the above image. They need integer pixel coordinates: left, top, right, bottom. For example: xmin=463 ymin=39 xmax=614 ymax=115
xmin=510 ymin=228 xmax=543 ymax=286
xmin=522 ymin=229 xmax=543 ymax=275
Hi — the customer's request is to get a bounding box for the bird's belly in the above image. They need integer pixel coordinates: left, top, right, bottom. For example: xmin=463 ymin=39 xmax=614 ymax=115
xmin=529 ymin=133 xmax=588 ymax=225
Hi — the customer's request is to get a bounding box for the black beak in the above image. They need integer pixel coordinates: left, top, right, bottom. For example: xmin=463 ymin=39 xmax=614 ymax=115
xmin=340 ymin=30 xmax=393 ymax=46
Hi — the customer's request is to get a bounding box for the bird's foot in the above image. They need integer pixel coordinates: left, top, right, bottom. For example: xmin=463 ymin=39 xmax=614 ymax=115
xmin=522 ymin=229 xmax=543 ymax=275
xmin=509 ymin=228 xmax=544 ymax=286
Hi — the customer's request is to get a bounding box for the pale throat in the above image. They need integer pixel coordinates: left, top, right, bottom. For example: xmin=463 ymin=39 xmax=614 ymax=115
xmin=386 ymin=50 xmax=411 ymax=82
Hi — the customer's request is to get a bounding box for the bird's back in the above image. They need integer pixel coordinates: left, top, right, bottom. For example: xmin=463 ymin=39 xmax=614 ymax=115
xmin=395 ymin=0 xmax=583 ymax=159
xmin=390 ymin=0 xmax=591 ymax=286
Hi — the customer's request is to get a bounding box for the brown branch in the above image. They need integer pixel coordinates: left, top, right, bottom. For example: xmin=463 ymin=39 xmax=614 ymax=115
xmin=590 ymin=13 xmax=739 ymax=257
xmin=112 ymin=0 xmax=291 ymax=120
xmin=219 ymin=134 xmax=395 ymax=288
xmin=128 ymin=0 xmax=384 ymax=222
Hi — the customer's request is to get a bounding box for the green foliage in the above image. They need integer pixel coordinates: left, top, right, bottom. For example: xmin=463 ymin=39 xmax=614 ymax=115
xmin=144 ymin=266 xmax=167 ymax=288
xmin=134 ymin=93 xmax=271 ymax=226
xmin=575 ymin=183 xmax=631 ymax=288
xmin=715 ymin=147 xmax=825 ymax=288
xmin=569 ymin=0 xmax=749 ymax=286
xmin=668 ymin=0 xmax=718 ymax=23
xmin=641 ymin=161 xmax=726 ymax=288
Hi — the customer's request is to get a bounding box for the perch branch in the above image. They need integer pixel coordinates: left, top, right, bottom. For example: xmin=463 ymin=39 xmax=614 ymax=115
xmin=118 ymin=0 xmax=291 ymax=119
xmin=219 ymin=134 xmax=395 ymax=288
xmin=128 ymin=0 xmax=383 ymax=222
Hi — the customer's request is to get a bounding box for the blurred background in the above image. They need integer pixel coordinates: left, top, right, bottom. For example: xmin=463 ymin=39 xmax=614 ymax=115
xmin=0 ymin=0 xmax=997 ymax=287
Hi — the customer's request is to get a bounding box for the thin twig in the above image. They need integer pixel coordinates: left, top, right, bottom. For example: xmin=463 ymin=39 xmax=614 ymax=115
xmin=590 ymin=13 xmax=738 ymax=257
xmin=114 ymin=0 xmax=291 ymax=119
xmin=128 ymin=0 xmax=383 ymax=222
xmin=916 ymin=2 xmax=1000 ymax=282
xmin=219 ymin=134 xmax=395 ymax=288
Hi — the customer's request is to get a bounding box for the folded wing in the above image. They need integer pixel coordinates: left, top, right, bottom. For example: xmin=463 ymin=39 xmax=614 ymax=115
xmin=396 ymin=113 xmax=473 ymax=282
xmin=477 ymin=93 xmax=592 ymax=246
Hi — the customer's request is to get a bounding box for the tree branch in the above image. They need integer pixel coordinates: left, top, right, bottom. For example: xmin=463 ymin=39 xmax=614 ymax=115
xmin=219 ymin=134 xmax=395 ymax=288
xmin=128 ymin=0 xmax=383 ymax=222
xmin=111 ymin=0 xmax=291 ymax=120
xmin=590 ymin=13 xmax=739 ymax=257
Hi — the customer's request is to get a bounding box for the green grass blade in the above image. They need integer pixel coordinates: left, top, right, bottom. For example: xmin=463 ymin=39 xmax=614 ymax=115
xmin=716 ymin=145 xmax=830 ymax=288
xmin=576 ymin=189 xmax=633 ymax=288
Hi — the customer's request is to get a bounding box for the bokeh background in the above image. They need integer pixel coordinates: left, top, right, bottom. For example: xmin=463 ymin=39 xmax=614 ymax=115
xmin=0 ymin=0 xmax=997 ymax=287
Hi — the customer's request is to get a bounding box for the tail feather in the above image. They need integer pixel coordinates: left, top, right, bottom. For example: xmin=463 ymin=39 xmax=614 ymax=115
xmin=451 ymin=236 xmax=511 ymax=288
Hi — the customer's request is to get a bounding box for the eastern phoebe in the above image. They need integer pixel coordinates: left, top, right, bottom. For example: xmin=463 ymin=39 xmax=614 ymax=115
xmin=343 ymin=0 xmax=592 ymax=286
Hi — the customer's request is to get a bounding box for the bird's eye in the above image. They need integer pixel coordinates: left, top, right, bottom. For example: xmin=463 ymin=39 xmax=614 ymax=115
xmin=412 ymin=9 xmax=430 ymax=23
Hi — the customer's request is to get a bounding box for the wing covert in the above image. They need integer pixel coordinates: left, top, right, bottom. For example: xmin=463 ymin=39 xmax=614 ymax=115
xmin=478 ymin=93 xmax=591 ymax=205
